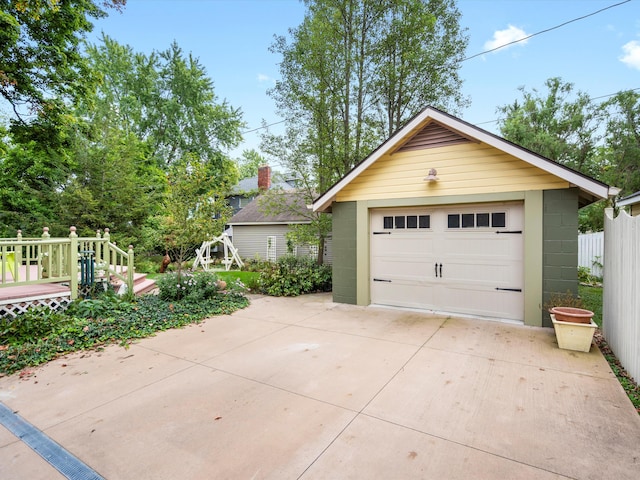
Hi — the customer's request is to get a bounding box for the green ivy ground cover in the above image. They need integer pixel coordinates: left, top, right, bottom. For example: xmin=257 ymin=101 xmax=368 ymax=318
xmin=0 ymin=293 xmax=249 ymax=377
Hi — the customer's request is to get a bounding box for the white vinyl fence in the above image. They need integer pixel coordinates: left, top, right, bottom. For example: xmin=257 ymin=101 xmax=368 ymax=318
xmin=578 ymin=231 xmax=604 ymax=278
xmin=603 ymin=208 xmax=640 ymax=383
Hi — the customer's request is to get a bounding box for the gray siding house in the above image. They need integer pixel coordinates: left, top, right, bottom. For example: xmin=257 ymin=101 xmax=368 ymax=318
xmin=228 ymin=192 xmax=332 ymax=264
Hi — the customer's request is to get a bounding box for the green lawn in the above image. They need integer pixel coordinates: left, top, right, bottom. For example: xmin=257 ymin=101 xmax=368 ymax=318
xmin=578 ymin=284 xmax=603 ymax=327
xmin=214 ymin=270 xmax=260 ymax=284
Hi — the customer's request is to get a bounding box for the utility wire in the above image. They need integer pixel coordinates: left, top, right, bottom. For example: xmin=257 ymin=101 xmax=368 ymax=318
xmin=242 ymin=119 xmax=286 ymax=134
xmin=243 ymin=0 xmax=632 ymax=135
xmin=463 ymin=0 xmax=631 ymax=62
xmin=474 ymin=86 xmax=640 ymax=127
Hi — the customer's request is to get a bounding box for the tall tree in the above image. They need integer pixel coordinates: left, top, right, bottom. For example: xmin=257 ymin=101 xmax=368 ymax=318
xmin=601 ymin=90 xmax=640 ymax=197
xmin=60 ymin=36 xmax=242 ymax=248
xmin=0 ymin=0 xmax=124 ymax=147
xmin=0 ymin=0 xmax=125 ymax=236
xmin=496 ymin=79 xmax=640 ymax=232
xmin=0 ymin=140 xmax=69 ymax=235
xmin=149 ymin=41 xmax=244 ymax=168
xmin=373 ymin=0 xmax=467 ymax=137
xmin=497 ymin=77 xmax=602 ymax=176
xmin=268 ymin=0 xmax=468 ymax=191
xmin=159 ymin=154 xmax=233 ymax=278
xmin=235 ymin=149 xmax=266 ymax=180
xmin=82 ymin=36 xmax=245 ymax=171
xmin=57 ymin=127 xmax=165 ymax=246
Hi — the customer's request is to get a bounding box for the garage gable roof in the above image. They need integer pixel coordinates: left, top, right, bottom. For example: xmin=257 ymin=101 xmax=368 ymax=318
xmin=312 ymin=106 xmax=614 ymax=212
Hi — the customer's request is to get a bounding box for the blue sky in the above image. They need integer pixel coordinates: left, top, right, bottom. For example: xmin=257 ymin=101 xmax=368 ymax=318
xmin=88 ymin=0 xmax=640 ymax=159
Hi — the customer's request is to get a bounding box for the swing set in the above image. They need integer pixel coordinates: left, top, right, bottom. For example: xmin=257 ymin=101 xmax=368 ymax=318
xmin=193 ymin=233 xmax=244 ymax=271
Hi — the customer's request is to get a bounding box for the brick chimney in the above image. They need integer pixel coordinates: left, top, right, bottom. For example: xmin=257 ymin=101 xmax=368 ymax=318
xmin=258 ymin=165 xmax=271 ymax=191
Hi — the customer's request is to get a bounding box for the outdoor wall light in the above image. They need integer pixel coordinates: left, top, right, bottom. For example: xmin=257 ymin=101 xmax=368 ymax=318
xmin=424 ymin=168 xmax=439 ymax=182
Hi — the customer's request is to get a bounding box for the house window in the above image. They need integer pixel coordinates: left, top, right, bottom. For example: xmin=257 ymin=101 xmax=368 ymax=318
xmin=383 ymin=216 xmax=394 ymax=229
xmin=266 ymin=236 xmax=277 ymax=262
xmin=394 ymin=216 xmax=405 ymax=229
xmin=419 ymin=215 xmax=430 ymax=228
xmin=309 ymin=245 xmax=319 ymax=258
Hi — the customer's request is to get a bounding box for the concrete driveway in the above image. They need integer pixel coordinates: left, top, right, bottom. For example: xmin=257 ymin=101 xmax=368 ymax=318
xmin=1 ymin=293 xmax=639 ymax=479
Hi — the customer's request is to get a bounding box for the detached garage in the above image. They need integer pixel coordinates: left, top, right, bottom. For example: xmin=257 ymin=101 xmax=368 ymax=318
xmin=312 ymin=107 xmax=616 ymax=327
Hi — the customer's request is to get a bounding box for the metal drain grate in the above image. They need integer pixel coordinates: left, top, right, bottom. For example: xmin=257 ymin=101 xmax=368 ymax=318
xmin=0 ymin=402 xmax=104 ymax=480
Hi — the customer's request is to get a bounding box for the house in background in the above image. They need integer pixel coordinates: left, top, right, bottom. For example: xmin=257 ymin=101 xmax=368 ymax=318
xmin=312 ymin=106 xmax=616 ymax=327
xmin=617 ymin=190 xmax=640 ymax=216
xmin=228 ymin=191 xmax=332 ymax=264
xmin=227 ymin=165 xmax=296 ymax=214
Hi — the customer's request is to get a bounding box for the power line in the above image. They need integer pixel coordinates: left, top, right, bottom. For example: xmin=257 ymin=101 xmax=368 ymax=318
xmin=241 ymin=0 xmax=632 ymax=136
xmin=463 ymin=0 xmax=631 ymax=62
xmin=242 ymin=119 xmax=286 ymax=135
xmin=473 ymin=87 xmax=640 ymax=127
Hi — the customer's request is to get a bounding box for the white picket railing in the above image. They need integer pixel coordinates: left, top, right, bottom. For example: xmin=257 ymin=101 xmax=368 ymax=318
xmin=578 ymin=231 xmax=604 ymax=278
xmin=603 ymin=208 xmax=640 ymax=383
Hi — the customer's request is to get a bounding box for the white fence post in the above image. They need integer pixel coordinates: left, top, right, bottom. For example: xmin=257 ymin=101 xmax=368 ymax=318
xmin=603 ymin=208 xmax=640 ymax=383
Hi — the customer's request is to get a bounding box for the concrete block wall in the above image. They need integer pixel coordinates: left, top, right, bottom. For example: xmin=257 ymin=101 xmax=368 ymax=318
xmin=542 ymin=188 xmax=579 ymax=327
xmin=331 ymin=202 xmax=357 ymax=304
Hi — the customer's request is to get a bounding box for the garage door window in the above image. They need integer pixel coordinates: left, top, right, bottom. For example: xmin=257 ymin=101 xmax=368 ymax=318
xmin=492 ymin=212 xmax=506 ymax=228
xmin=448 ymin=212 xmax=506 ymax=229
xmin=383 ymin=215 xmax=430 ymax=230
xmin=477 ymin=213 xmax=490 ymax=227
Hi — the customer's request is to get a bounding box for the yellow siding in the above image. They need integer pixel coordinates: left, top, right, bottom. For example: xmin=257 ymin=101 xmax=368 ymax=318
xmin=336 ymin=142 xmax=569 ymax=202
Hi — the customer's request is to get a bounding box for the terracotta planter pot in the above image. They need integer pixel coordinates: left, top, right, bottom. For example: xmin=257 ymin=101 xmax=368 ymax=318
xmin=549 ymin=307 xmax=594 ymax=324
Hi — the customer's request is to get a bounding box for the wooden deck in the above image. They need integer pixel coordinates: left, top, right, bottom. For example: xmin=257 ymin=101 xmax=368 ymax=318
xmin=0 ymin=283 xmax=71 ymax=302
xmin=1 ymin=265 xmax=156 ymax=318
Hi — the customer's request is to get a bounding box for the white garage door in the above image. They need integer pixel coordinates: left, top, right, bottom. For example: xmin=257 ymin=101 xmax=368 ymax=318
xmin=370 ymin=202 xmax=524 ymax=321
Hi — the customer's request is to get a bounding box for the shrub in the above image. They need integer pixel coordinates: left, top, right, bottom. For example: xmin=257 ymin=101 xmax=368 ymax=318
xmin=0 ymin=308 xmax=72 ymax=346
xmin=135 ymin=255 xmax=163 ymax=274
xmin=242 ymin=256 xmax=272 ymax=272
xmin=577 ymin=266 xmax=592 ymax=284
xmin=545 ymin=290 xmax=584 ymax=311
xmin=258 ymin=255 xmax=331 ymax=296
xmin=66 ymin=291 xmax=134 ymax=319
xmin=156 ymin=271 xmax=220 ymax=301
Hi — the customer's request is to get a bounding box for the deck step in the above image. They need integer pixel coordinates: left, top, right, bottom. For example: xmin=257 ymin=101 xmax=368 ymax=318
xmin=133 ymin=278 xmax=157 ymax=295
xmin=109 ymin=272 xmax=156 ymax=296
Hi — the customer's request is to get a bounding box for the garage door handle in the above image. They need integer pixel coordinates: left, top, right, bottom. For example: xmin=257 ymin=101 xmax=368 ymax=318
xmin=373 ymin=232 xmax=391 ymax=235
xmin=373 ymin=278 xmax=391 ymax=282
xmin=495 ymin=287 xmax=522 ymax=292
xmin=435 ymin=263 xmax=442 ymax=278
xmin=495 ymin=230 xmax=522 ymax=234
